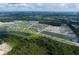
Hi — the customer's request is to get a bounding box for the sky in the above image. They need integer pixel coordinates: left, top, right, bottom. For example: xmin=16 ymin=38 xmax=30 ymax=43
xmin=0 ymin=3 xmax=79 ymax=12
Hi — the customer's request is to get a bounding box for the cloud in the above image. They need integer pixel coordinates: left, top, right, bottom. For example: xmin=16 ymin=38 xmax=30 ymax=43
xmin=0 ymin=3 xmax=79 ymax=12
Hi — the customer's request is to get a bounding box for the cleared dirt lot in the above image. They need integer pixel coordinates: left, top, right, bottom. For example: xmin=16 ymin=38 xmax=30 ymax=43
xmin=0 ymin=43 xmax=12 ymax=55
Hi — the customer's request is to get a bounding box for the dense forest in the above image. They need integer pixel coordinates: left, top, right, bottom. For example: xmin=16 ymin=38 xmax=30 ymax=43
xmin=0 ymin=33 xmax=79 ymax=55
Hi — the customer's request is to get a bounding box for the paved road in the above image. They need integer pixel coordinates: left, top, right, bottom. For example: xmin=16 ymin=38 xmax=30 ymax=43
xmin=41 ymin=31 xmax=78 ymax=43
